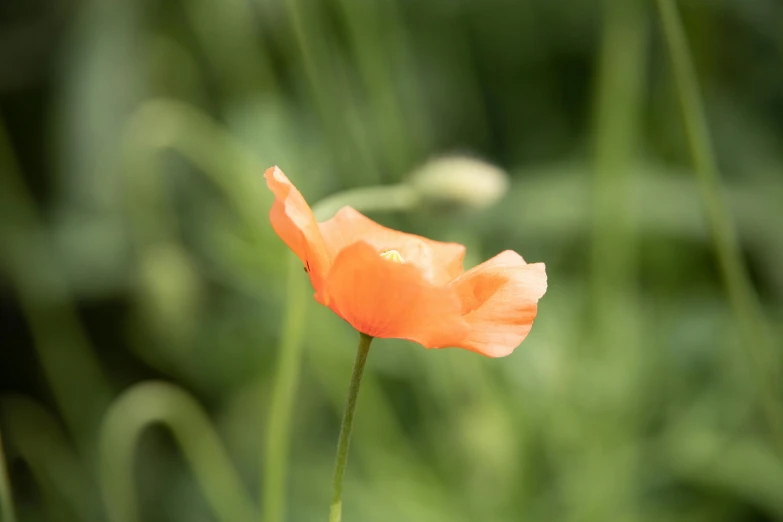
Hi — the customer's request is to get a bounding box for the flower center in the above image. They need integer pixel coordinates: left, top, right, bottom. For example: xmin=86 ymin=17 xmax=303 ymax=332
xmin=379 ymin=249 xmax=405 ymax=263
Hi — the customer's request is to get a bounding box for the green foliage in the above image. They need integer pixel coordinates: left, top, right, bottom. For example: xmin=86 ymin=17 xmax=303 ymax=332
xmin=1 ymin=0 xmax=783 ymax=521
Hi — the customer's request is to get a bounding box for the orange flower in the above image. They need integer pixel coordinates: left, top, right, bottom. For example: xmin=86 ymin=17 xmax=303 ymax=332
xmin=265 ymin=166 xmax=547 ymax=357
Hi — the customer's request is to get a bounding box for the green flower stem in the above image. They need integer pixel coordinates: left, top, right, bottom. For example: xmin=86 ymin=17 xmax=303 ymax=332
xmin=313 ymin=184 xmax=419 ymax=221
xmin=656 ymin=0 xmax=783 ymax=447
xmin=0 ymin=396 xmax=96 ymax=520
xmin=0 ymin=430 xmax=17 ymax=522
xmin=329 ymin=333 xmax=373 ymax=522
xmin=99 ymin=381 xmax=257 ymax=522
xmin=581 ymin=1 xmax=647 ymax=520
xmin=262 ymin=254 xmax=308 ymax=522
xmin=0 ymin=122 xmax=111 ymax=449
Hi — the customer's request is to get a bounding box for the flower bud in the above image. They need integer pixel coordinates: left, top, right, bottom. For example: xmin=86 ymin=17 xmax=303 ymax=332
xmin=407 ymin=156 xmax=509 ymax=210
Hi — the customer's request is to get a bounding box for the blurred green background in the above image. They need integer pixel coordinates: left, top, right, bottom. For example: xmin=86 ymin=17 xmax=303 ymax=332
xmin=2 ymin=0 xmax=783 ymax=521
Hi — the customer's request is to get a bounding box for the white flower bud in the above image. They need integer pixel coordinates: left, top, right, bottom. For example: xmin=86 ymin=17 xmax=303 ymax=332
xmin=407 ymin=156 xmax=509 ymax=209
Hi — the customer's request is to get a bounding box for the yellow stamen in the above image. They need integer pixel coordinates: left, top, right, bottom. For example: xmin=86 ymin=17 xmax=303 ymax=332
xmin=379 ymin=249 xmax=405 ymax=263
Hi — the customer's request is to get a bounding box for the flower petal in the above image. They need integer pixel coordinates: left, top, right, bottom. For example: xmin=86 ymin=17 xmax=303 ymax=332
xmin=449 ymin=251 xmax=547 ymax=357
xmin=319 ymin=206 xmax=465 ymax=285
xmin=264 ymin=166 xmax=330 ymax=290
xmin=318 ymin=241 xmax=469 ymax=347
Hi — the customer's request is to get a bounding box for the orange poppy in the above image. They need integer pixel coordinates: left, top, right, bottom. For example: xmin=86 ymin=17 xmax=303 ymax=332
xmin=265 ymin=166 xmax=547 ymax=357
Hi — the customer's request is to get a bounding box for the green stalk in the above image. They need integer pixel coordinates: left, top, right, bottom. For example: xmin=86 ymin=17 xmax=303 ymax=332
xmin=655 ymin=0 xmax=783 ymax=446
xmin=0 ymin=396 xmax=96 ymax=520
xmin=591 ymin=0 xmax=646 ymax=329
xmin=261 ymin=255 xmax=308 ymax=522
xmin=329 ymin=333 xmax=373 ymax=522
xmin=580 ymin=1 xmax=647 ymax=520
xmin=0 ymin=122 xmax=111 ymax=449
xmin=313 ymin=185 xmax=419 ymax=222
xmin=0 ymin=430 xmax=17 ymax=522
xmin=99 ymin=381 xmax=257 ymax=522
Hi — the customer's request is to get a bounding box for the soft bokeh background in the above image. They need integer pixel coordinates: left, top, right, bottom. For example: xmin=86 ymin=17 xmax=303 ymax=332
xmin=2 ymin=0 xmax=783 ymax=521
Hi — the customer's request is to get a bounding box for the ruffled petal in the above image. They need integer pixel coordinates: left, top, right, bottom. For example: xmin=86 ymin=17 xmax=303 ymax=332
xmin=318 ymin=241 xmax=469 ymax=347
xmin=264 ymin=166 xmax=330 ymax=290
xmin=319 ymin=206 xmax=465 ymax=285
xmin=448 ymin=251 xmax=547 ymax=357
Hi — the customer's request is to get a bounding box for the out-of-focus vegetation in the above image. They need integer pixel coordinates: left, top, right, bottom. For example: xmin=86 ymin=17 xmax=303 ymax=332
xmin=2 ymin=0 xmax=783 ymax=521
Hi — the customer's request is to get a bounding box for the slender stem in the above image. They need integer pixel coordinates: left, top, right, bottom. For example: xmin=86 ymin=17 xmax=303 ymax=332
xmin=590 ymin=0 xmax=646 ymax=350
xmin=656 ymin=0 xmax=783 ymax=447
xmin=99 ymin=381 xmax=257 ymax=522
xmin=1 ymin=396 xmax=96 ymax=520
xmin=0 ymin=121 xmax=111 ymax=449
xmin=0 ymin=430 xmax=18 ymax=522
xmin=329 ymin=333 xmax=373 ymax=522
xmin=262 ymin=254 xmax=307 ymax=522
xmin=313 ymin=184 xmax=419 ymax=221
xmin=580 ymin=1 xmax=646 ymax=520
